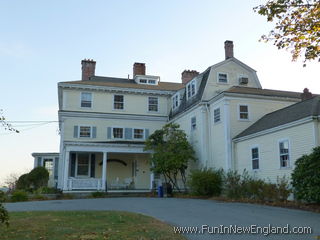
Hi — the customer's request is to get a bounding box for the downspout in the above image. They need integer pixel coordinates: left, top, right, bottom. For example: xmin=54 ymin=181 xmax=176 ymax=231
xmin=205 ymin=103 xmax=212 ymax=168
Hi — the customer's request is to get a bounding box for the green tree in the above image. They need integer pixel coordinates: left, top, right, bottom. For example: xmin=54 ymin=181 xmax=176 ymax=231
xmin=27 ymin=167 xmax=49 ymax=190
xmin=254 ymin=0 xmax=320 ymax=63
xmin=291 ymin=147 xmax=320 ymax=203
xmin=144 ymin=123 xmax=196 ymax=192
xmin=0 ymin=191 xmax=9 ymax=227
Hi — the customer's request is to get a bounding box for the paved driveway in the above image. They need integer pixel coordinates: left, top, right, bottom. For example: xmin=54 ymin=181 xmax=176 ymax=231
xmin=5 ymin=197 xmax=320 ymax=240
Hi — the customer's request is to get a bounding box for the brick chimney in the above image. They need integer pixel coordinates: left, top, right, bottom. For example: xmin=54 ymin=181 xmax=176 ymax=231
xmin=81 ymin=59 xmax=96 ymax=81
xmin=181 ymin=70 xmax=199 ymax=85
xmin=133 ymin=62 xmax=146 ymax=76
xmin=224 ymin=40 xmax=234 ymax=59
xmin=300 ymin=88 xmax=313 ymax=101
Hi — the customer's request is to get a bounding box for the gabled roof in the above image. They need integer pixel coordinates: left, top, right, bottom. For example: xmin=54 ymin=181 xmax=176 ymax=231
xmin=60 ymin=76 xmax=184 ymax=91
xmin=234 ymin=96 xmax=320 ymax=139
xmin=225 ymin=86 xmax=302 ymax=99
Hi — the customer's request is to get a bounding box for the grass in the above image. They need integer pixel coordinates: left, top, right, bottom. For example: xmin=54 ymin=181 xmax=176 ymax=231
xmin=0 ymin=211 xmax=186 ymax=240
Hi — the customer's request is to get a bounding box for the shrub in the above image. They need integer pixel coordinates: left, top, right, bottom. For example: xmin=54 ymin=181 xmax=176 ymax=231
xmin=31 ymin=194 xmax=48 ymax=201
xmin=223 ymin=170 xmax=243 ymax=199
xmin=0 ymin=202 xmax=9 ymax=227
xmin=28 ymin=167 xmax=49 ymax=190
xmin=16 ymin=173 xmax=30 ymax=191
xmin=276 ymin=176 xmax=291 ymax=202
xmin=188 ymin=168 xmax=223 ymax=196
xmin=91 ymin=191 xmax=106 ymax=198
xmin=11 ymin=191 xmax=28 ymax=202
xmin=292 ymin=147 xmax=320 ymax=203
xmin=36 ymin=186 xmax=61 ymax=194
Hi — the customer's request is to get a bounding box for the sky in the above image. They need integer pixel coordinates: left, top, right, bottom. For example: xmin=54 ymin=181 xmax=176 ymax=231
xmin=0 ymin=0 xmax=319 ymax=185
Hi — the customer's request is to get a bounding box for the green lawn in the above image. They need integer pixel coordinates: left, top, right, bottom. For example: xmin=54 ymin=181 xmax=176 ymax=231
xmin=0 ymin=211 xmax=186 ymax=240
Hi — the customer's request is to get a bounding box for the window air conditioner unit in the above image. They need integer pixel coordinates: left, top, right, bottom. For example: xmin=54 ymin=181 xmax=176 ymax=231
xmin=239 ymin=77 xmax=249 ymax=84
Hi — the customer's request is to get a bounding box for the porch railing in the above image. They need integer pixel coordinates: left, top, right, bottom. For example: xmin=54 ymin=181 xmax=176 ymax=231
xmin=67 ymin=178 xmax=103 ymax=190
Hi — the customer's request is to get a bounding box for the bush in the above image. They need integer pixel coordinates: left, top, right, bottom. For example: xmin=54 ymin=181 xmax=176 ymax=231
xmin=11 ymin=191 xmax=28 ymax=202
xmin=28 ymin=167 xmax=49 ymax=190
xmin=223 ymin=170 xmax=291 ymax=202
xmin=223 ymin=170 xmax=243 ymax=199
xmin=36 ymin=187 xmax=61 ymax=194
xmin=188 ymin=168 xmax=223 ymax=196
xmin=91 ymin=191 xmax=106 ymax=198
xmin=0 ymin=203 xmax=9 ymax=227
xmin=16 ymin=173 xmax=30 ymax=191
xmin=292 ymin=147 xmax=320 ymax=203
xmin=31 ymin=194 xmax=48 ymax=201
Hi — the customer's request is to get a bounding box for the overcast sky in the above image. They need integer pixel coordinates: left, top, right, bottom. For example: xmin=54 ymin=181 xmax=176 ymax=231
xmin=0 ymin=0 xmax=319 ymax=185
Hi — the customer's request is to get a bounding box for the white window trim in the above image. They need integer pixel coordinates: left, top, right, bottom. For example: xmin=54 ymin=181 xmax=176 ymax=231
xmin=148 ymin=96 xmax=159 ymax=113
xmin=80 ymin=92 xmax=93 ymax=109
xmin=172 ymin=93 xmax=180 ymax=110
xmin=78 ymin=125 xmax=92 ymax=138
xmin=238 ymin=104 xmax=250 ymax=121
xmin=186 ymin=79 xmax=197 ymax=100
xmin=112 ymin=94 xmax=125 ymax=111
xmin=75 ymin=153 xmax=91 ymax=178
xmin=133 ymin=128 xmax=145 ymax=140
xmin=217 ymin=72 xmax=229 ymax=84
xmin=112 ymin=127 xmax=124 ymax=139
xmin=250 ymin=145 xmax=260 ymax=171
xmin=213 ymin=107 xmax=221 ymax=124
xmin=278 ymin=138 xmax=291 ymax=169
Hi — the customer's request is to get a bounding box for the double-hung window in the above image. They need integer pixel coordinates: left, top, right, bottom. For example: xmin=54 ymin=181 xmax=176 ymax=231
xmin=133 ymin=129 xmax=144 ymax=139
xmin=148 ymin=97 xmax=158 ymax=112
xmin=113 ymin=127 xmax=124 ymax=139
xmin=172 ymin=93 xmax=179 ymax=110
xmin=114 ymin=95 xmax=124 ymax=110
xmin=251 ymin=147 xmax=259 ymax=170
xmin=187 ymin=80 xmax=196 ymax=99
xmin=81 ymin=92 xmax=92 ymax=108
xmin=77 ymin=153 xmax=90 ymax=176
xmin=214 ymin=108 xmax=221 ymax=123
xmin=191 ymin=117 xmax=196 ymax=130
xmin=239 ymin=105 xmax=249 ymax=120
xmin=279 ymin=140 xmax=290 ymax=168
xmin=79 ymin=126 xmax=91 ymax=138
xmin=218 ymin=73 xmax=228 ymax=83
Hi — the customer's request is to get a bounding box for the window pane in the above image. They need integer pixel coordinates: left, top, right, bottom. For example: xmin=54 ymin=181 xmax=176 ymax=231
xmin=252 ymin=159 xmax=259 ymax=170
xmin=114 ymin=95 xmax=124 ymax=109
xmin=81 ymin=93 xmax=92 ymax=108
xmin=148 ymin=97 xmax=158 ymax=112
xmin=79 ymin=126 xmax=91 ymax=138
xmin=77 ymin=153 xmax=89 ymax=176
xmin=218 ymin=73 xmax=227 ymax=83
xmin=214 ymin=108 xmax=220 ymax=123
xmin=191 ymin=117 xmax=196 ymax=130
xmin=134 ymin=129 xmax=144 ymax=139
xmin=113 ymin=128 xmax=123 ymax=138
xmin=239 ymin=105 xmax=248 ymax=119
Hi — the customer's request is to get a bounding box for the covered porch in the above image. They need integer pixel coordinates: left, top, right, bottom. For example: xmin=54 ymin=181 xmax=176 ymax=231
xmin=61 ymin=143 xmax=154 ymax=192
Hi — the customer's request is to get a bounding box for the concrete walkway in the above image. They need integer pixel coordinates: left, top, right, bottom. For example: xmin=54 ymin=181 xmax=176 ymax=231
xmin=5 ymin=197 xmax=320 ymax=240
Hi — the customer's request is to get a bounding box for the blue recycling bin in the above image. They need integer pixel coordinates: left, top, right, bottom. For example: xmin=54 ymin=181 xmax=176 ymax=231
xmin=158 ymin=186 xmax=163 ymax=198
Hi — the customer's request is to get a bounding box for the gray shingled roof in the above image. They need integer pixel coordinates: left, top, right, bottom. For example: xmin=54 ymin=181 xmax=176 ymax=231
xmin=225 ymin=86 xmax=302 ymax=99
xmin=61 ymin=76 xmax=184 ymax=91
xmin=169 ymin=68 xmax=211 ymax=119
xmin=234 ymin=96 xmax=320 ymax=139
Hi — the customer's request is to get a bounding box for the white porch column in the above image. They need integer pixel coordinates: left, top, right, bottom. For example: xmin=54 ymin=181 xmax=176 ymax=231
xmin=150 ymin=172 xmax=154 ymax=190
xmin=102 ymin=152 xmax=107 ymax=191
xmin=63 ymin=151 xmax=70 ymax=191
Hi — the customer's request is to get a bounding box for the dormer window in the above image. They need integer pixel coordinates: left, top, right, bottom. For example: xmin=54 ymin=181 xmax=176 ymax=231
xmin=135 ymin=75 xmax=160 ymax=85
xmin=139 ymin=79 xmax=147 ymax=84
xmin=218 ymin=73 xmax=228 ymax=83
xmin=172 ymin=93 xmax=180 ymax=110
xmin=186 ymin=80 xmax=196 ymax=99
